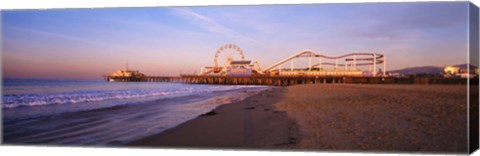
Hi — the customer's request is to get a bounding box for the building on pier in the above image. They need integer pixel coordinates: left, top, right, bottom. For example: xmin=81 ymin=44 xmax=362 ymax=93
xmin=105 ymin=63 xmax=146 ymax=82
xmin=226 ymin=60 xmax=253 ymax=76
xmin=444 ymin=64 xmax=479 ymax=78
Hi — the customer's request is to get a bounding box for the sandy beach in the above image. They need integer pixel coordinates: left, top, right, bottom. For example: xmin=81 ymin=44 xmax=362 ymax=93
xmin=276 ymin=84 xmax=468 ymax=153
xmin=129 ymin=84 xmax=468 ymax=153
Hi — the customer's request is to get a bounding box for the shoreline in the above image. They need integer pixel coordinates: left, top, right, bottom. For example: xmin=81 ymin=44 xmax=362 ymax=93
xmin=127 ymin=87 xmax=302 ymax=149
xmin=3 ymin=85 xmax=270 ymax=145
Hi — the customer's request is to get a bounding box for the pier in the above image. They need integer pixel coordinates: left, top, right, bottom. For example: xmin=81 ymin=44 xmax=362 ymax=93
xmin=104 ymin=44 xmax=478 ymax=86
xmin=106 ymin=75 xmax=476 ymax=86
xmin=179 ymin=75 xmax=475 ymax=86
xmin=104 ymin=76 xmax=183 ymax=82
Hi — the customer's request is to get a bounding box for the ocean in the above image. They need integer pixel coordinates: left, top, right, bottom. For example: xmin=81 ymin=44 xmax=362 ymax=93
xmin=2 ymin=78 xmax=268 ymax=146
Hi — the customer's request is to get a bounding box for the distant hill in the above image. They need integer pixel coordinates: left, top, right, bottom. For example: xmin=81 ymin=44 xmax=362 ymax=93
xmin=452 ymin=63 xmax=478 ymax=69
xmin=388 ymin=66 xmax=444 ymax=75
xmin=388 ymin=64 xmax=477 ymax=75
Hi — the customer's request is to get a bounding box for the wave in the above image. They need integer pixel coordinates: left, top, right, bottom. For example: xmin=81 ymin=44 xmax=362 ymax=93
xmin=3 ymin=86 xmax=269 ymax=145
xmin=2 ymin=86 xmax=251 ymax=108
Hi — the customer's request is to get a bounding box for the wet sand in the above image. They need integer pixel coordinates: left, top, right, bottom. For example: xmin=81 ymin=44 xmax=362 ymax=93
xmin=128 ymin=87 xmax=301 ymax=149
xmin=129 ymin=84 xmax=468 ymax=153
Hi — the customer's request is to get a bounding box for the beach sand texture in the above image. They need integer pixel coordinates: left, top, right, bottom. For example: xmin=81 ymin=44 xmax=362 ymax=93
xmin=276 ymin=84 xmax=467 ymax=153
xmin=130 ymin=84 xmax=468 ymax=153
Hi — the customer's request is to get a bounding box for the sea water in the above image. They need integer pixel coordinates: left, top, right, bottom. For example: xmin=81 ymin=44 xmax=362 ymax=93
xmin=2 ymin=78 xmax=268 ymax=145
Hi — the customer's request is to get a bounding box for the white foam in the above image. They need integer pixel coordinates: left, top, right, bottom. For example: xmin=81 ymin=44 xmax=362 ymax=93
xmin=3 ymin=84 xmax=265 ymax=108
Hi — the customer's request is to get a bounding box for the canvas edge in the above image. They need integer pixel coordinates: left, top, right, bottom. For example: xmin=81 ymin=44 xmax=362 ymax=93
xmin=468 ymin=1 xmax=480 ymax=154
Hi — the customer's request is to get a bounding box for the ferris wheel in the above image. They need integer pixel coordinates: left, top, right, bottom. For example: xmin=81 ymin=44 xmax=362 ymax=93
xmin=214 ymin=44 xmax=245 ymax=68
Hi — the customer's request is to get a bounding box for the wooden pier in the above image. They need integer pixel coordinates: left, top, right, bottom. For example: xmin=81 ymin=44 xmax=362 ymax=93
xmin=104 ymin=76 xmax=183 ymax=82
xmin=105 ymin=75 xmax=476 ymax=86
xmin=179 ymin=75 xmax=475 ymax=86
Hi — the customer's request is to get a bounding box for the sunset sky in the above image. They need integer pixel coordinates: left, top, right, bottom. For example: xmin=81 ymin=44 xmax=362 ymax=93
xmin=2 ymin=2 xmax=473 ymax=79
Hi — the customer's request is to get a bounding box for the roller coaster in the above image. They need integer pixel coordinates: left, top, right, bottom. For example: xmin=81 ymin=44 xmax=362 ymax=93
xmin=262 ymin=50 xmax=386 ymax=77
xmin=200 ymin=44 xmax=387 ymax=77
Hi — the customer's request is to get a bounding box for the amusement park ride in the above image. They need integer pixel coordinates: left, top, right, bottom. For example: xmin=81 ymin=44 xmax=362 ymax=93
xmin=200 ymin=44 xmax=387 ymax=77
xmin=200 ymin=44 xmax=263 ymax=76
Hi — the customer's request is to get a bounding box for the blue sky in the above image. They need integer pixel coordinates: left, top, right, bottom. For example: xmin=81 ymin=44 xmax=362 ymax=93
xmin=2 ymin=2 xmax=471 ymax=79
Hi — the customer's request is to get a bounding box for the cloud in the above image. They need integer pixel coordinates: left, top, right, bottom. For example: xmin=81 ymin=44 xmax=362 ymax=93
xmin=170 ymin=7 xmax=266 ymax=47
